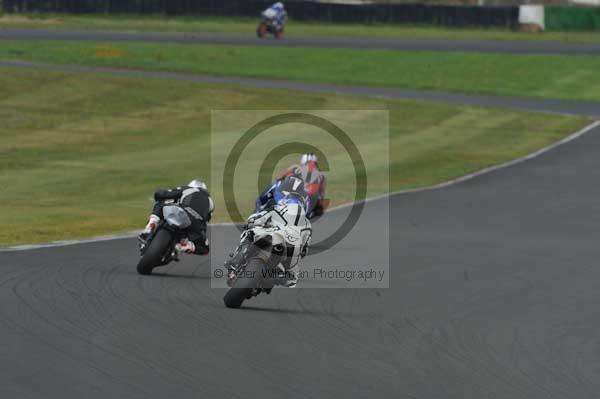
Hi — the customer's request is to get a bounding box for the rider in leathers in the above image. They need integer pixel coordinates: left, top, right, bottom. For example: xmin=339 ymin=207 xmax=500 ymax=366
xmin=140 ymin=179 xmax=214 ymax=256
xmin=277 ymin=153 xmax=326 ymax=218
xmin=229 ymin=176 xmax=311 ymax=288
xmin=262 ymin=2 xmax=287 ymax=32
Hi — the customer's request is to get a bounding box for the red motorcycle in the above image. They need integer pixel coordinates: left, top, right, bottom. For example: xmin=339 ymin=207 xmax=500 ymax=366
xmin=280 ymin=159 xmax=327 ymax=219
xmin=302 ymin=176 xmax=324 ymax=219
xmin=257 ymin=18 xmax=284 ymax=39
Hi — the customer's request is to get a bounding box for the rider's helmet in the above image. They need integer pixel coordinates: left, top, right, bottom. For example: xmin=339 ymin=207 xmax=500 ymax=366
xmin=188 ymin=179 xmax=208 ymax=191
xmin=273 ymin=2 xmax=284 ymax=10
xmin=279 ymin=176 xmax=306 ymax=206
xmin=300 ymin=153 xmax=318 ymax=167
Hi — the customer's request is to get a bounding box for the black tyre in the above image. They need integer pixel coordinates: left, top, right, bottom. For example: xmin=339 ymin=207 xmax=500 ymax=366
xmin=223 ymin=258 xmax=266 ymax=308
xmin=257 ymin=23 xmax=267 ymax=38
xmin=311 ymin=202 xmax=324 ymax=220
xmin=136 ymin=229 xmax=173 ymax=275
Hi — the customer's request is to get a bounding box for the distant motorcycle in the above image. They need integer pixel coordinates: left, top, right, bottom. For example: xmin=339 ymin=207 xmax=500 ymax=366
xmin=223 ymin=206 xmax=311 ymax=308
xmin=257 ymin=17 xmax=284 ymax=39
xmin=136 ymin=203 xmax=193 ymax=275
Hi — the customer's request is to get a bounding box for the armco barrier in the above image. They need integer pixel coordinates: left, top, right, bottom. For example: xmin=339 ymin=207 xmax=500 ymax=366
xmin=2 ymin=0 xmax=520 ymax=28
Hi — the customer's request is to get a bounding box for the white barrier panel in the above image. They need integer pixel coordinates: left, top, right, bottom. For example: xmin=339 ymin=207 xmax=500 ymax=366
xmin=571 ymin=0 xmax=600 ymax=5
xmin=519 ymin=5 xmax=545 ymax=30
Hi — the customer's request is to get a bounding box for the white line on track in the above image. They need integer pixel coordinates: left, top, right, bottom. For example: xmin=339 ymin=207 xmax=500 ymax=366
xmin=1 ymin=121 xmax=598 ymax=253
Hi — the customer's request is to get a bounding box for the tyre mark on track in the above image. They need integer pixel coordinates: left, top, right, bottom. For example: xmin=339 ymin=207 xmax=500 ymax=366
xmin=1 ymin=264 xmax=151 ymax=396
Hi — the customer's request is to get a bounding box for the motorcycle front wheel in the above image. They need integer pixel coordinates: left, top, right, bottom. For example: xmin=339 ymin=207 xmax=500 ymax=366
xmin=256 ymin=23 xmax=268 ymax=38
xmin=223 ymin=257 xmax=266 ymax=308
xmin=136 ymin=229 xmax=173 ymax=275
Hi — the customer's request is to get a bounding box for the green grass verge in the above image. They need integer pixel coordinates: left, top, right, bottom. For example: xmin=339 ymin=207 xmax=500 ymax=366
xmin=0 ymin=67 xmax=589 ymax=247
xmin=2 ymin=13 xmax=600 ymax=43
xmin=2 ymin=40 xmax=600 ymax=102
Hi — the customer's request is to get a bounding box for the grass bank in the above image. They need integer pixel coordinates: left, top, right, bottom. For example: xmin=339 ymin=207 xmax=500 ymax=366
xmin=0 ymin=67 xmax=588 ymax=246
xmin=1 ymin=41 xmax=600 ymax=102
xmin=2 ymin=13 xmax=600 ymax=43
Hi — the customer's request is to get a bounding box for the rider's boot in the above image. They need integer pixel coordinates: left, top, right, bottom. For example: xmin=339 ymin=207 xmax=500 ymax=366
xmin=224 ymin=239 xmax=252 ymax=286
xmin=175 ymin=239 xmax=195 ymax=255
xmin=280 ymin=270 xmax=298 ymax=288
xmin=271 ymin=264 xmax=298 ymax=288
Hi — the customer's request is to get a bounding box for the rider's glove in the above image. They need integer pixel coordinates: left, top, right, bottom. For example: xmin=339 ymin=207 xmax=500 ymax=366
xmin=247 ymin=211 xmax=268 ymax=228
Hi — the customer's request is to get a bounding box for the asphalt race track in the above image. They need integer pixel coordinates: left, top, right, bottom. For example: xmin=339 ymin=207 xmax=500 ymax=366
xmin=2 ymin=119 xmax=600 ymax=397
xmin=2 ymin=28 xmax=600 ymax=55
xmin=3 ymin=29 xmax=600 ymax=399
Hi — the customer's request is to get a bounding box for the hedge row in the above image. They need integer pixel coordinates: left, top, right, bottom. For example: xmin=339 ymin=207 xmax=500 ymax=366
xmin=546 ymin=7 xmax=600 ymax=31
xmin=2 ymin=0 xmax=519 ymax=28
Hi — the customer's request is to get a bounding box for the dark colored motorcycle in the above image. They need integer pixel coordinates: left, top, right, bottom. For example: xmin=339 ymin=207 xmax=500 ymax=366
xmin=136 ymin=204 xmax=193 ymax=275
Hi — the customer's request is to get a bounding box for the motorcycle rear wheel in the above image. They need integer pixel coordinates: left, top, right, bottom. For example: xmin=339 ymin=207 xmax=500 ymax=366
xmin=223 ymin=257 xmax=266 ymax=308
xmin=136 ymin=229 xmax=173 ymax=275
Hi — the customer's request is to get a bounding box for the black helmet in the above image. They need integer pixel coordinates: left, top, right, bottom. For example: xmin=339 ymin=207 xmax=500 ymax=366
xmin=279 ymin=176 xmax=306 ymax=204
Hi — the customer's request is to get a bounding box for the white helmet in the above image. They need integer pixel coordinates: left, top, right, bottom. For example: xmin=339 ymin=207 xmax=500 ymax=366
xmin=188 ymin=179 xmax=207 ymax=190
xmin=274 ymin=201 xmax=307 ymax=227
xmin=300 ymin=153 xmax=318 ymax=165
xmin=273 ymin=2 xmax=284 ymax=10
